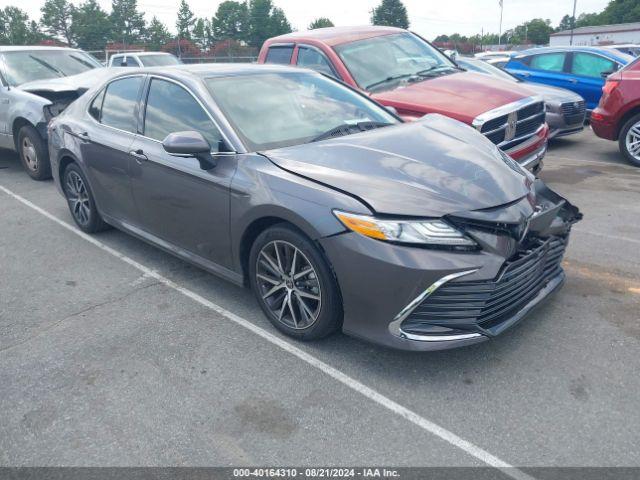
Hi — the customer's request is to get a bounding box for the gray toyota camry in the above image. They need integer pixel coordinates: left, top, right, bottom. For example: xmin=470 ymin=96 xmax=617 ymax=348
xmin=49 ymin=64 xmax=581 ymax=351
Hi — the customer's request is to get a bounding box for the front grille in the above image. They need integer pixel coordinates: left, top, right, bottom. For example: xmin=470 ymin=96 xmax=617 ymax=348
xmin=402 ymin=236 xmax=567 ymax=334
xmin=478 ymin=101 xmax=546 ymax=151
xmin=561 ymin=100 xmax=586 ymax=125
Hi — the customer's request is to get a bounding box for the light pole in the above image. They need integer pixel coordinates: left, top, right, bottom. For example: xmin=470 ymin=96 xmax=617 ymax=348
xmin=570 ymin=0 xmax=577 ymax=45
xmin=498 ymin=0 xmax=504 ymax=47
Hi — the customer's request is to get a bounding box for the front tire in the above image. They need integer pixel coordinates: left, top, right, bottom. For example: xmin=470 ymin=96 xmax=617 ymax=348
xmin=249 ymin=224 xmax=342 ymax=341
xmin=17 ymin=125 xmax=51 ymax=181
xmin=62 ymin=163 xmax=109 ymax=233
xmin=619 ymin=113 xmax=640 ymax=167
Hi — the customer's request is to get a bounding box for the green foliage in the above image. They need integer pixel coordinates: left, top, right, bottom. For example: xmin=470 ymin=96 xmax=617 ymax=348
xmin=557 ymin=14 xmax=575 ymax=31
xmin=176 ymin=0 xmax=195 ymax=40
xmin=40 ymin=0 xmax=75 ymax=45
xmin=192 ymin=18 xmax=213 ymax=50
xmin=212 ymin=1 xmax=249 ymax=40
xmin=0 ymin=7 xmax=34 ymax=45
xmin=72 ymin=0 xmax=111 ymax=50
xmin=145 ymin=16 xmax=171 ymax=51
xmin=308 ymin=17 xmax=334 ymax=30
xmin=371 ymin=0 xmax=409 ymax=29
xmin=110 ymin=0 xmax=146 ymax=45
xmin=247 ymin=0 xmax=292 ymax=48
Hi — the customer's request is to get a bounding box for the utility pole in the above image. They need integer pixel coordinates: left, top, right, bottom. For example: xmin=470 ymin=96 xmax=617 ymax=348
xmin=570 ymin=0 xmax=577 ymax=45
xmin=498 ymin=0 xmax=504 ymax=47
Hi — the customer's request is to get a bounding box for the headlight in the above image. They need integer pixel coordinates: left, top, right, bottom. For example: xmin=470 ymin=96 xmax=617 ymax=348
xmin=333 ymin=210 xmax=477 ymax=248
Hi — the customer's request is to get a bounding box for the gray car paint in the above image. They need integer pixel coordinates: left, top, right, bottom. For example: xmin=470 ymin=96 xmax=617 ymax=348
xmin=49 ymin=64 xmax=581 ymax=351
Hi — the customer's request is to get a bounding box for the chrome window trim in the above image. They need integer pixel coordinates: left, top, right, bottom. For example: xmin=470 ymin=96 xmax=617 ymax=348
xmin=472 ymin=95 xmax=544 ymax=129
xmin=388 ymin=269 xmax=481 ymax=342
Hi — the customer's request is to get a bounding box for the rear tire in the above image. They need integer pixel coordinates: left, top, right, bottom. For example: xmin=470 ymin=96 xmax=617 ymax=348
xmin=17 ymin=125 xmax=51 ymax=181
xmin=62 ymin=163 xmax=109 ymax=233
xmin=249 ymin=224 xmax=342 ymax=341
xmin=619 ymin=113 xmax=640 ymax=167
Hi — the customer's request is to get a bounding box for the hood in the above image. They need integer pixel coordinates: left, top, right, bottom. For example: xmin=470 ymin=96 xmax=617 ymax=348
xmin=522 ymin=82 xmax=584 ymax=105
xmin=264 ymin=114 xmax=533 ymax=218
xmin=371 ymin=71 xmax=537 ymax=124
xmin=17 ymin=68 xmax=111 ymax=96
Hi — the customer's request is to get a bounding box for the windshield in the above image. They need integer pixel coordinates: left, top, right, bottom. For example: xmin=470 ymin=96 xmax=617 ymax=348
xmin=334 ymin=32 xmax=457 ymax=92
xmin=457 ymin=58 xmax=519 ymax=83
xmin=1 ymin=50 xmax=102 ymax=86
xmin=140 ymin=55 xmax=181 ymax=67
xmin=205 ymin=72 xmax=398 ymax=151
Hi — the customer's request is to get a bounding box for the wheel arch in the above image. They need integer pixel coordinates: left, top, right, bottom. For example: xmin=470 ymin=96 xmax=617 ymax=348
xmin=11 ymin=117 xmax=36 ymax=150
xmin=617 ymin=104 xmax=640 ymax=140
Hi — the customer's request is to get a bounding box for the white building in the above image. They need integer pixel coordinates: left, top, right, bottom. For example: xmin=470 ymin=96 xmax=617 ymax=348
xmin=550 ymin=22 xmax=640 ymax=46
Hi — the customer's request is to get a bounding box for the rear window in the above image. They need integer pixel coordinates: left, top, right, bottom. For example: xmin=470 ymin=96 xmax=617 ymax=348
xmin=265 ymin=46 xmax=294 ymax=65
xmin=100 ymin=76 xmax=144 ymax=133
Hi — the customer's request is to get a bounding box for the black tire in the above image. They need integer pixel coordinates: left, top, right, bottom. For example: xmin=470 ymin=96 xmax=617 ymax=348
xmin=62 ymin=163 xmax=109 ymax=233
xmin=17 ymin=125 xmax=51 ymax=181
xmin=619 ymin=113 xmax=640 ymax=167
xmin=249 ymin=224 xmax=343 ymax=341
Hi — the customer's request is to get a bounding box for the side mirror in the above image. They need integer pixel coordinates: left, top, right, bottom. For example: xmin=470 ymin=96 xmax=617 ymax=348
xmin=385 ymin=105 xmax=399 ymax=116
xmin=601 ymin=70 xmax=614 ymax=79
xmin=162 ymin=131 xmax=216 ymax=170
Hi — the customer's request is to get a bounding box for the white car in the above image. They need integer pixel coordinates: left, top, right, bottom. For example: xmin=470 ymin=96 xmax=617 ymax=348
xmin=107 ymin=52 xmax=181 ymax=68
xmin=606 ymin=44 xmax=640 ymax=57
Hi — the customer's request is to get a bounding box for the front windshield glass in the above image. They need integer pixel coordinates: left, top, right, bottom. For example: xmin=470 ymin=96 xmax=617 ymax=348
xmin=140 ymin=55 xmax=181 ymax=67
xmin=205 ymin=72 xmax=398 ymax=151
xmin=334 ymin=32 xmax=457 ymax=92
xmin=458 ymin=59 xmax=519 ymax=83
xmin=1 ymin=50 xmax=102 ymax=86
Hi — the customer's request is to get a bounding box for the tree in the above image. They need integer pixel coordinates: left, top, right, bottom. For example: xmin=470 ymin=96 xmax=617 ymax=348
xmin=176 ymin=0 xmax=196 ymax=40
xmin=193 ymin=18 xmax=212 ymax=50
xmin=371 ymin=0 xmax=409 ymax=29
xmin=248 ymin=0 xmax=273 ymax=47
xmin=0 ymin=6 xmax=31 ymax=45
xmin=146 ymin=16 xmax=171 ymax=50
xmin=212 ymin=0 xmax=248 ymax=40
xmin=525 ymin=18 xmax=553 ymax=45
xmin=40 ymin=0 xmax=75 ymax=45
xmin=270 ymin=7 xmax=292 ymax=37
xmin=601 ymin=0 xmax=640 ymax=24
xmin=110 ymin=0 xmax=146 ymax=46
xmin=575 ymin=12 xmax=604 ymax=28
xmin=557 ymin=14 xmax=574 ymax=32
xmin=309 ymin=17 xmax=334 ymax=30
xmin=72 ymin=0 xmax=111 ymax=50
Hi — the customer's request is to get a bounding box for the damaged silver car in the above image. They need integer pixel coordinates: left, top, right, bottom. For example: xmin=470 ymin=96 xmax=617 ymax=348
xmin=0 ymin=46 xmax=105 ymax=180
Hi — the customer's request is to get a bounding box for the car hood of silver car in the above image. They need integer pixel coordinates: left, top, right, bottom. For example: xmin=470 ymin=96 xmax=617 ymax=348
xmin=522 ymin=82 xmax=584 ymax=106
xmin=264 ymin=114 xmax=533 ymax=218
xmin=16 ymin=68 xmax=111 ymax=96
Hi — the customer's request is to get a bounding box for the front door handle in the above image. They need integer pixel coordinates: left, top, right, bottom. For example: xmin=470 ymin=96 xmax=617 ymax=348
xmin=569 ymin=78 xmax=578 ymax=84
xmin=129 ymin=149 xmax=148 ymax=161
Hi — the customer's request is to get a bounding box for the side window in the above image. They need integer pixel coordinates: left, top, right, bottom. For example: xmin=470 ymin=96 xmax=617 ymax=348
xmin=265 ymin=46 xmax=294 ymax=65
xmin=123 ymin=56 xmax=141 ymax=67
xmin=89 ymin=88 xmax=106 ymax=121
xmin=530 ymin=53 xmax=566 ymax=72
xmin=111 ymin=55 xmax=122 ymax=66
xmin=296 ymin=47 xmax=337 ymax=78
xmin=100 ymin=76 xmax=144 ymax=133
xmin=571 ymin=53 xmax=616 ymax=78
xmin=143 ymin=78 xmax=222 ymax=150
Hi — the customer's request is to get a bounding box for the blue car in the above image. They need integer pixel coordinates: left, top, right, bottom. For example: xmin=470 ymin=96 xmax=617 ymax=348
xmin=504 ymin=46 xmax=633 ymax=111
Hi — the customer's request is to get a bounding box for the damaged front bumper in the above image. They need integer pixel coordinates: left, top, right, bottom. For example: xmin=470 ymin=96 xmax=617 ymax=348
xmin=319 ymin=180 xmax=582 ymax=351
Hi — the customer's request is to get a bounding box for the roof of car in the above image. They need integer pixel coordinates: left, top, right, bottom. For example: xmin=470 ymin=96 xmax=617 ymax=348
xmin=512 ymin=46 xmax=633 ymax=62
xmin=0 ymin=46 xmax=82 ymax=52
xmin=265 ymin=25 xmax=406 ymax=47
xmin=111 ymin=63 xmax=307 ymax=80
xmin=113 ymin=51 xmax=175 ymax=57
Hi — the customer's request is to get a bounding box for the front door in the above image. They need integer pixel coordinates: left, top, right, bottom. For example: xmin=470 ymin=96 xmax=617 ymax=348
xmin=129 ymin=77 xmax=237 ymax=270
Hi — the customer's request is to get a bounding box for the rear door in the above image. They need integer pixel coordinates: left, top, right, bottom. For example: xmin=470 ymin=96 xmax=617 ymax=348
xmin=128 ymin=76 xmax=237 ymax=270
xmin=295 ymin=45 xmax=340 ymax=79
xmin=81 ymin=75 xmax=145 ymax=224
xmin=568 ymin=52 xmax=618 ymax=110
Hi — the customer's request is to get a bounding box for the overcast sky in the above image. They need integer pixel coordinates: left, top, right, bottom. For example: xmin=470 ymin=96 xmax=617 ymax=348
xmin=15 ymin=0 xmax=611 ymax=38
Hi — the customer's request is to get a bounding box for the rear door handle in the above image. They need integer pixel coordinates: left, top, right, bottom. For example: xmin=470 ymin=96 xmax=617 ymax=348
xmin=129 ymin=149 xmax=148 ymax=161
xmin=569 ymin=78 xmax=578 ymax=84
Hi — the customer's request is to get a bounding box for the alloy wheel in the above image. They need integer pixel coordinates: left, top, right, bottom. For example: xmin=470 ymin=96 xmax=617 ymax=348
xmin=626 ymin=121 xmax=640 ymax=161
xmin=22 ymin=137 xmax=38 ymax=172
xmin=65 ymin=171 xmax=91 ymax=226
xmin=255 ymin=240 xmax=322 ymax=330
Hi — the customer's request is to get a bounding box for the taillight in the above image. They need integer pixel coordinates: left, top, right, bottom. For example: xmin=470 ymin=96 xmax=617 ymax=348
xmin=602 ymin=80 xmax=620 ymax=96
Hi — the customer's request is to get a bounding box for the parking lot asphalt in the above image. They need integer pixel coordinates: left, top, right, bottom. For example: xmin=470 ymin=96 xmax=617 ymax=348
xmin=1 ymin=129 xmax=639 ymax=470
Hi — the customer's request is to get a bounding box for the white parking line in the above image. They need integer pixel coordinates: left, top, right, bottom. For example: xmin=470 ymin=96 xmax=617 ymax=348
xmin=0 ymin=184 xmax=534 ymax=480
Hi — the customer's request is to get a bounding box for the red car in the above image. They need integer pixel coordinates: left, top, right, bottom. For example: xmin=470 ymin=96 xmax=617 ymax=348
xmin=259 ymin=26 xmax=549 ymax=172
xmin=591 ymin=57 xmax=640 ymax=166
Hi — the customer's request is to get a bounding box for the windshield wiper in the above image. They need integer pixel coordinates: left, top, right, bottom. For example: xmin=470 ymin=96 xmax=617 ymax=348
xmin=415 ymin=65 xmax=459 ymax=77
xmin=69 ymin=54 xmax=97 ymax=69
xmin=365 ymin=74 xmax=417 ymax=91
xmin=311 ymin=121 xmax=392 ymax=143
xmin=29 ymin=55 xmax=65 ymax=77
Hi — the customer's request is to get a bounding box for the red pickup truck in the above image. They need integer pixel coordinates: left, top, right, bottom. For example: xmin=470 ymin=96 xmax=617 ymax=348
xmin=259 ymin=26 xmax=549 ymax=172
xmin=591 ymin=57 xmax=640 ymax=167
